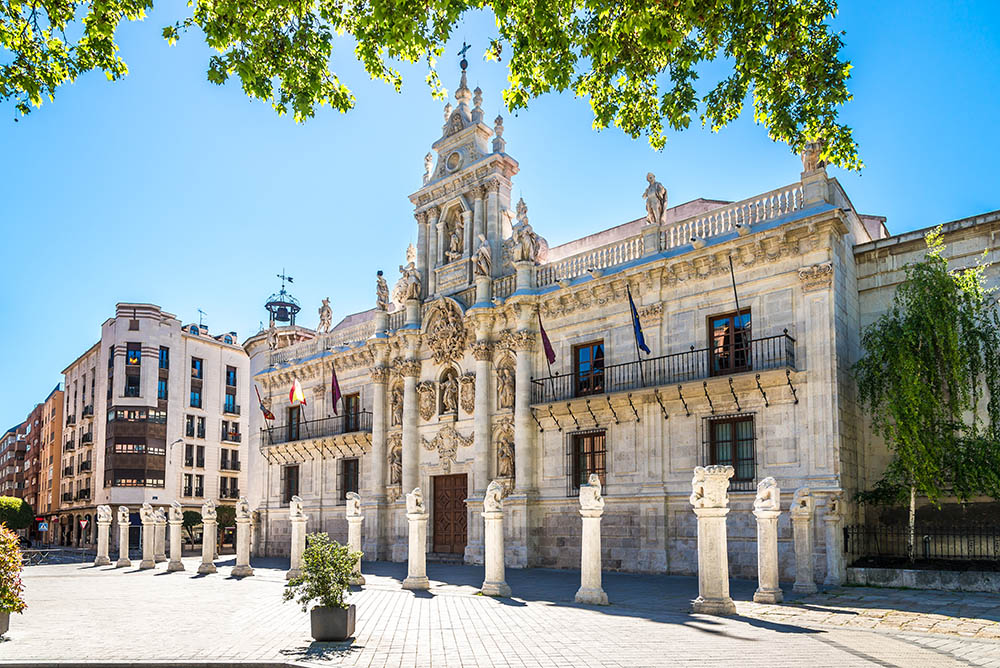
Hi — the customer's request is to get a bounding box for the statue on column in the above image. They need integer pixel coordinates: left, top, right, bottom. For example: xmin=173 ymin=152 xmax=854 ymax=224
xmin=643 ymin=172 xmax=668 ymax=226
xmin=406 ymin=487 xmax=426 ymax=514
xmin=117 ymin=505 xmax=130 ymax=524
xmin=376 ymin=271 xmax=390 ymax=311
xmin=754 ymin=477 xmax=780 ymax=512
xmin=317 ymin=298 xmax=333 ymax=333
xmin=266 ymin=325 xmax=278 ymax=351
xmin=473 ymin=234 xmax=492 ymax=277
xmin=507 ymin=198 xmax=546 ymax=264
xmin=396 ymin=260 xmax=422 ymax=301
xmin=579 ymin=473 xmax=605 ymax=511
xmin=801 ymin=140 xmax=826 ymax=172
xmin=236 ymin=496 xmax=251 ymax=520
xmin=169 ymin=500 xmax=183 ymax=522
xmin=97 ymin=505 xmax=112 ymax=523
xmin=483 ymin=480 xmax=504 ymax=512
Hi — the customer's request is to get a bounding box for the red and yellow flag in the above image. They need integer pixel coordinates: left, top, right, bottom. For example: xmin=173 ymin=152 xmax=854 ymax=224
xmin=289 ymin=378 xmax=307 ymax=406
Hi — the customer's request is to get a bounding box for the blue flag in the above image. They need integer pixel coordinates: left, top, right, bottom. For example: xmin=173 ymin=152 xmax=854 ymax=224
xmin=627 ymin=285 xmax=651 ymax=355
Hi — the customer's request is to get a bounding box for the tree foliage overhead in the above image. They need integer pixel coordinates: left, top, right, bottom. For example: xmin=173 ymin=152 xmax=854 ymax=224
xmin=2 ymin=0 xmax=860 ymax=168
xmin=855 ymin=228 xmax=1000 ymax=506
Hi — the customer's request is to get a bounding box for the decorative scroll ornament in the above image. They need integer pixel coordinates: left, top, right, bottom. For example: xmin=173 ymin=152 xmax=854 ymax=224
xmin=417 ymin=381 xmax=436 ymax=420
xmin=798 ymin=262 xmax=833 ymax=292
xmin=459 ymin=373 xmax=476 ymax=414
xmin=426 ymin=300 xmax=468 ymax=364
xmin=422 ymin=425 xmax=474 ymax=472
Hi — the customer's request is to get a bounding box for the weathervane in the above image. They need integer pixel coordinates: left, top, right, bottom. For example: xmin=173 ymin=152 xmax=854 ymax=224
xmin=458 ymin=41 xmax=471 ymax=71
xmin=277 ymin=269 xmax=294 ymax=293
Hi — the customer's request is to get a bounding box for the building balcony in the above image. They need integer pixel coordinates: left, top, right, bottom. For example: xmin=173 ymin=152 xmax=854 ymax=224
xmin=63 ymin=465 xmax=74 ymax=477
xmin=263 ymin=411 xmax=373 ymax=447
xmin=61 ymin=492 xmax=73 ymax=502
xmin=66 ymin=415 xmax=76 ymax=426
xmin=76 ymin=489 xmax=91 ymax=501
xmin=82 ymin=405 xmax=94 ymax=418
xmin=223 ymin=403 xmax=241 ymax=416
xmin=531 ymin=332 xmax=796 ymax=405
xmin=219 ymin=488 xmax=240 ymax=500
xmin=220 ymin=461 xmax=241 ymax=472
xmin=221 ymin=431 xmax=242 ymax=443
xmin=81 ymin=432 xmax=93 ymax=445
xmin=78 ymin=461 xmax=92 ymax=473
xmin=64 ymin=438 xmax=75 ymax=451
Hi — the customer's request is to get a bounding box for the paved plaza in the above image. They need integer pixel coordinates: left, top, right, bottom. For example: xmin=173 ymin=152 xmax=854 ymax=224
xmin=2 ymin=557 xmax=999 ymax=667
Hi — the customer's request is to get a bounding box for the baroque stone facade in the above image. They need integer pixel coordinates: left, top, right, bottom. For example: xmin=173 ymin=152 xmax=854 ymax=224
xmin=241 ymin=63 xmax=1000 ymax=584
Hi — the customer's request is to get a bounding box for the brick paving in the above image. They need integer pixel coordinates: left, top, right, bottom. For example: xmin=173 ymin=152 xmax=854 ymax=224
xmin=2 ymin=557 xmax=998 ymax=667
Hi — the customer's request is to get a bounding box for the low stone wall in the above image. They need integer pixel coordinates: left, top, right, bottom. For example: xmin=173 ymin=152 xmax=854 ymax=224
xmin=847 ymin=567 xmax=1000 ymax=593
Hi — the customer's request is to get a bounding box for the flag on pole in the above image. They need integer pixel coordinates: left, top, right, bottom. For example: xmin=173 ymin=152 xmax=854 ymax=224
xmin=255 ymin=385 xmax=275 ymax=421
xmin=626 ymin=284 xmax=651 ymax=355
xmin=330 ymin=363 xmax=342 ymax=415
xmin=289 ymin=378 xmax=307 ymax=406
xmin=538 ymin=312 xmax=556 ymax=366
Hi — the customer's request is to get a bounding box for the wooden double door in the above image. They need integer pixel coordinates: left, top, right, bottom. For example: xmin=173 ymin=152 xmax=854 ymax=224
xmin=432 ymin=474 xmax=468 ymax=554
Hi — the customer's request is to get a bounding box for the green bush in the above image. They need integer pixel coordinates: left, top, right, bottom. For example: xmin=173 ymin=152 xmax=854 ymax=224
xmin=0 ymin=525 xmax=26 ymax=615
xmin=282 ymin=533 xmax=361 ymax=611
xmin=0 ymin=497 xmax=33 ymax=531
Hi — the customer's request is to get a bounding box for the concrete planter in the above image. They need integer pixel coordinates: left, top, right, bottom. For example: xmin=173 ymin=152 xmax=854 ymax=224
xmin=847 ymin=567 xmax=1000 ymax=593
xmin=0 ymin=611 xmax=9 ymax=638
xmin=310 ymin=604 xmax=355 ymax=641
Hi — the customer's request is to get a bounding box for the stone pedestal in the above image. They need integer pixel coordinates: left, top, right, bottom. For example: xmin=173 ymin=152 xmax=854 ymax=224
xmin=824 ymin=493 xmax=846 ymax=586
xmin=287 ymin=516 xmax=308 ymax=580
xmin=139 ymin=510 xmax=156 ymax=570
xmin=154 ymin=512 xmax=167 ymax=563
xmin=374 ymin=310 xmax=388 ymax=337
xmin=513 ymin=260 xmax=534 ymax=291
xmin=690 ymin=466 xmax=736 ymax=615
xmin=402 ymin=488 xmax=430 ymax=590
xmin=753 ymin=509 xmax=782 ymax=603
xmin=480 ymin=481 xmax=510 ymax=597
xmin=404 ymin=298 xmax=420 ymax=327
xmin=233 ymin=517 xmax=254 ymax=577
xmin=575 ymin=474 xmax=608 ymax=605
xmin=791 ymin=487 xmax=816 ymax=594
xmin=198 ymin=519 xmax=218 ymax=574
xmin=801 ymin=169 xmax=830 ymax=204
xmin=475 ymin=275 xmax=492 ymax=304
xmin=95 ymin=515 xmax=112 ymax=567
xmin=167 ymin=518 xmax=185 ymax=572
xmin=347 ymin=516 xmax=365 ymax=585
xmin=116 ymin=508 xmax=131 ymax=568
xmin=641 ymin=224 xmax=661 ymax=257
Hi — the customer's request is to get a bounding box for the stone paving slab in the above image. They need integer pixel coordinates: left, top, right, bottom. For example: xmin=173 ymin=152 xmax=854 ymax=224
xmin=1 ymin=557 xmax=998 ymax=667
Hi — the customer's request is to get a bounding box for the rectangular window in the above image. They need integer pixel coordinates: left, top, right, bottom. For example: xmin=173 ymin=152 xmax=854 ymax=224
xmin=220 ymin=448 xmax=230 ymax=470
xmin=569 ymin=430 xmax=607 ymax=493
xmin=219 ymin=476 xmax=228 ymax=498
xmin=185 ymin=415 xmax=195 ymax=438
xmin=707 ymin=415 xmax=756 ymax=490
xmin=287 ymin=407 xmax=300 ymax=442
xmin=191 ymin=357 xmax=203 ymax=379
xmin=126 ymin=343 xmax=141 ymax=367
xmin=197 ymin=417 xmax=205 ymax=438
xmin=225 ymin=366 xmax=237 ymax=387
xmin=340 ymin=458 xmax=359 ymax=500
xmin=196 ymin=445 xmax=205 ymax=468
xmin=190 ymin=388 xmax=202 ymax=408
xmin=185 ymin=444 xmax=194 ymax=467
xmin=709 ymin=309 xmax=751 ymax=376
xmin=224 ymin=391 xmax=237 ymax=414
xmin=159 ymin=346 xmax=169 ymax=370
xmin=573 ymin=341 xmax=605 ymax=397
xmin=125 ymin=374 xmax=140 ymax=397
xmin=157 ymin=378 xmax=168 ymax=400
xmin=283 ymin=465 xmax=300 ymax=504
xmin=183 ymin=474 xmax=193 ymax=496
xmin=344 ymin=393 xmax=360 ymax=432
xmin=230 ymin=449 xmax=240 ymax=471
xmin=195 ymin=474 xmax=204 ymax=497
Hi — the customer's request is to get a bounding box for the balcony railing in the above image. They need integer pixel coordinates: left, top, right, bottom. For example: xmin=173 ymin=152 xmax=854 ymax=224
xmin=81 ymin=432 xmax=93 ymax=444
xmin=531 ymin=332 xmax=796 ymax=405
xmin=223 ymin=403 xmax=241 ymax=416
xmin=263 ymin=410 xmax=373 ymax=446
xmin=66 ymin=415 xmax=76 ymax=426
xmin=62 ymin=466 xmax=74 ymax=477
xmin=78 ymin=461 xmax=91 ymax=473
xmin=221 ymin=431 xmax=242 ymax=443
xmin=82 ymin=405 xmax=94 ymax=418
xmin=61 ymin=492 xmax=72 ymax=502
xmin=64 ymin=439 xmax=75 ymax=451
xmin=183 ymin=486 xmax=193 ymax=497
xmin=220 ymin=461 xmax=241 ymax=472
xmin=76 ymin=489 xmax=91 ymax=500
xmin=219 ymin=488 xmax=240 ymax=500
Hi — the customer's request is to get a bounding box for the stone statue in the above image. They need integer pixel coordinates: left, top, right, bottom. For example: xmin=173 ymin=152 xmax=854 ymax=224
xmin=406 ymin=487 xmax=425 ymax=515
xmin=689 ymin=465 xmax=734 ymax=508
xmin=445 ymin=221 xmax=464 ymax=262
xmin=169 ymin=500 xmax=183 ymax=522
xmin=317 ymin=298 xmax=332 ymax=333
xmin=97 ymin=504 xmax=112 ymax=523
xmin=389 ymin=439 xmax=403 ymax=485
xmin=473 ymin=234 xmax=492 ymax=277
xmin=827 ymin=491 xmax=844 ymax=520
xmin=484 ymin=479 xmax=504 ymax=513
xmin=117 ymin=505 xmax=130 ymax=525
xmin=289 ymin=495 xmax=305 ymax=520
xmin=790 ymin=487 xmax=813 ymax=518
xmin=441 ymin=374 xmax=459 ymax=413
xmin=397 ymin=261 xmax=422 ymax=302
xmin=689 ymin=467 xmax=707 ymax=508
xmin=201 ymin=499 xmax=217 ymax=521
xmin=509 ymin=198 xmax=541 ymax=263
xmin=642 ymin=172 xmax=668 ymax=226
xmin=497 ymin=437 xmax=514 ymax=478
xmin=153 ymin=507 xmax=166 ymax=525
xmin=376 ymin=270 xmax=390 ymax=311
xmin=423 ymin=152 xmax=433 ymax=184
xmin=497 ymin=367 xmax=515 ymax=409
xmin=236 ymin=496 xmax=251 ymax=520
xmin=801 ymin=140 xmax=826 ymax=172
xmin=754 ymin=477 xmax=781 ymax=513
xmin=345 ymin=491 xmax=362 ymax=518
xmin=579 ymin=473 xmax=605 ymax=511
xmin=139 ymin=502 xmax=156 ymax=524
xmin=390 ymin=386 xmax=404 ymax=426
xmin=266 ymin=325 xmax=278 ymax=351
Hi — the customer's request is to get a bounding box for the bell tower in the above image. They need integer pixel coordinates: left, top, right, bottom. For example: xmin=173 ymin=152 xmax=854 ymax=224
xmin=409 ymin=49 xmax=519 ymax=302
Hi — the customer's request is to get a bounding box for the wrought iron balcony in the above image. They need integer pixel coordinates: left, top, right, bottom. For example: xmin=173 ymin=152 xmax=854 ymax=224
xmin=76 ymin=489 xmax=91 ymax=500
xmin=219 ymin=488 xmax=240 ymax=500
xmin=78 ymin=461 xmax=91 ymax=473
xmin=223 ymin=403 xmax=241 ymax=416
xmin=64 ymin=439 xmax=75 ymax=451
xmin=82 ymin=405 xmax=94 ymax=418
xmin=61 ymin=492 xmax=73 ymax=502
xmin=62 ymin=465 xmax=74 ymax=477
xmin=221 ymin=431 xmax=242 ymax=443
xmin=263 ymin=410 xmax=373 ymax=446
xmin=81 ymin=432 xmax=93 ymax=445
xmin=531 ymin=332 xmax=796 ymax=405
xmin=66 ymin=415 xmax=76 ymax=426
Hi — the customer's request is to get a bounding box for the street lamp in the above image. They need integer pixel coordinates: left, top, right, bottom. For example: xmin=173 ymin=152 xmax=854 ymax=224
xmin=168 ymin=438 xmax=184 ymax=465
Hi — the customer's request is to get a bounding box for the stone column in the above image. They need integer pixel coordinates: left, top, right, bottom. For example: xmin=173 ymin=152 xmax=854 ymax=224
xmin=233 ymin=497 xmax=254 ymax=577
xmin=402 ymin=488 xmax=430 ymax=590
xmin=369 ymin=364 xmax=389 ymax=560
xmin=462 ymin=210 xmax=474 ymax=260
xmin=513 ymin=331 xmax=535 ymax=493
xmin=198 ymin=500 xmax=218 ymax=575
xmin=472 ymin=185 xmax=486 ymax=246
xmin=472 ymin=341 xmax=493 ymax=495
xmin=286 ymin=495 xmax=308 ymax=580
xmin=346 ymin=492 xmax=365 ymax=585
xmin=689 ymin=465 xmax=736 ymax=615
xmin=401 ymin=360 xmax=421 ymax=495
xmin=95 ymin=505 xmax=112 ymax=566
xmin=435 ymin=218 xmax=447 ymax=264
xmin=480 ymin=481 xmax=510 ymax=596
xmin=513 ymin=260 xmax=535 ymax=291
xmin=153 ymin=508 xmax=167 ymax=563
xmin=427 ymin=207 xmax=440 ymax=294
xmin=415 ymin=212 xmax=429 ymax=292
xmin=752 ymin=477 xmax=783 ymax=604
xmin=791 ymin=487 xmax=817 ymax=593
xmin=139 ymin=503 xmax=156 ymax=570
xmin=116 ymin=507 xmax=131 ymax=567
xmin=575 ymin=474 xmax=608 ymax=605
xmin=486 ymin=179 xmax=501 ymax=277
xmin=167 ymin=502 xmax=185 ymax=572
xmin=823 ymin=492 xmax=846 ymax=586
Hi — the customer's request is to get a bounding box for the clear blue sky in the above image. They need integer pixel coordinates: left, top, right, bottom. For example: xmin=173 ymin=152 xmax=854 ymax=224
xmin=1 ymin=1 xmax=998 ymax=429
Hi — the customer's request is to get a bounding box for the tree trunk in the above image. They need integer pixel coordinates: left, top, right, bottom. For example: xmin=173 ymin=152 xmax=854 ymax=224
xmin=908 ymin=485 xmax=916 ymax=562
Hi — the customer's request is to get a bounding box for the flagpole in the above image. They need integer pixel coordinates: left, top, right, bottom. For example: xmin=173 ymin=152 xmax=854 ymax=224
xmin=537 ymin=312 xmax=553 ymax=378
xmin=627 ymin=284 xmax=646 ymax=387
xmin=728 ymin=255 xmax=749 ymax=362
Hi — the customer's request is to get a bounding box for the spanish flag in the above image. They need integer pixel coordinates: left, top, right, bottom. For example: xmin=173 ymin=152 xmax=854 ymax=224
xmin=289 ymin=378 xmax=307 ymax=406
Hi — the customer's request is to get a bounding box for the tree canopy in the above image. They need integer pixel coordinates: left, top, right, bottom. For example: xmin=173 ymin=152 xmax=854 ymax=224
xmin=855 ymin=228 xmax=1000 ymax=507
xmin=2 ymin=0 xmax=860 ymax=168
xmin=0 ymin=497 xmax=33 ymax=531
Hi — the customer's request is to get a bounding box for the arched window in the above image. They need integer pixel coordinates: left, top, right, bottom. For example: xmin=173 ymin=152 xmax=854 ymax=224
xmin=190 ymin=326 xmax=199 ymax=336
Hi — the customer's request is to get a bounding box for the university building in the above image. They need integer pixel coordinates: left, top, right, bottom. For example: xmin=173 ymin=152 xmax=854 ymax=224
xmin=55 ymin=303 xmax=249 ymax=547
xmin=243 ymin=66 xmax=998 ymax=582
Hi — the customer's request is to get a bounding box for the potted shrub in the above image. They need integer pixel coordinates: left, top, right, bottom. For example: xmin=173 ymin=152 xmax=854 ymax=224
xmin=0 ymin=524 xmax=27 ymax=637
xmin=283 ymin=532 xmax=361 ymax=641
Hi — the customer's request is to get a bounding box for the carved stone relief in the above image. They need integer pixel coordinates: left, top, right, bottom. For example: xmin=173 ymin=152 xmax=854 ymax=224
xmin=425 ymin=300 xmax=468 ymax=364
xmin=422 ymin=425 xmax=473 ymax=473
xmin=798 ymin=262 xmax=833 ymax=292
xmin=417 ymin=381 xmax=436 ymax=421
xmin=459 ymin=373 xmax=475 ymax=414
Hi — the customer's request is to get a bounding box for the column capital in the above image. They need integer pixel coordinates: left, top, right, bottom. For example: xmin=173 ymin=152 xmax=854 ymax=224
xmin=370 ymin=367 xmax=391 ymax=384
xmin=474 ymin=184 xmax=489 ymax=200
xmin=472 ymin=341 xmax=494 ymax=361
xmin=398 ymin=359 xmax=422 ymax=378
xmin=511 ymin=330 xmax=535 ymax=352
xmin=486 ymin=177 xmax=503 ymax=194
xmin=425 ymin=205 xmax=440 ymax=220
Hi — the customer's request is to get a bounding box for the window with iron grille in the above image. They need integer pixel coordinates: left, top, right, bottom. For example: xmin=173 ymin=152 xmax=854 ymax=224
xmin=566 ymin=429 xmax=607 ymax=496
xmin=703 ymin=414 xmax=756 ymax=491
xmin=282 ymin=465 xmax=300 ymax=504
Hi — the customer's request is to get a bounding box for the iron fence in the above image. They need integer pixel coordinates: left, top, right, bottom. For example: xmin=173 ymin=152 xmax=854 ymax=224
xmin=262 ymin=410 xmax=373 ymax=446
xmin=845 ymin=524 xmax=1000 ymax=562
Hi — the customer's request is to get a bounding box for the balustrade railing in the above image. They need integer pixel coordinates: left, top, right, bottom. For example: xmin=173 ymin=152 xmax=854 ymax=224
xmin=262 ymin=410 xmax=373 ymax=446
xmin=531 ymin=332 xmax=795 ymax=405
xmin=537 ymin=235 xmax=644 ymax=287
xmin=493 ymin=274 xmax=515 ymax=300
